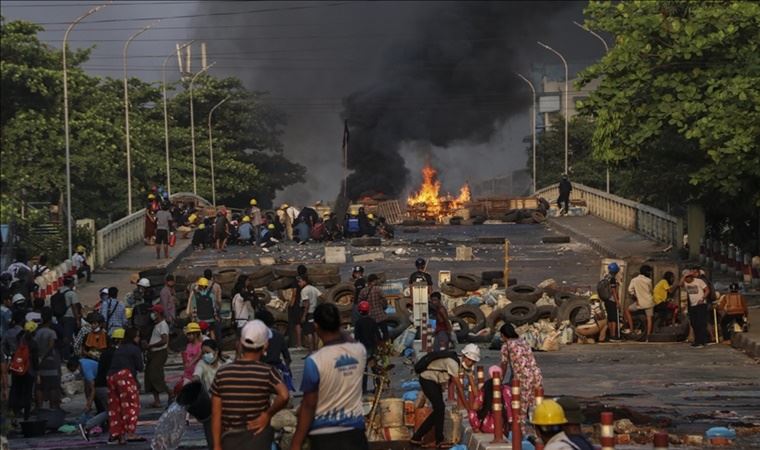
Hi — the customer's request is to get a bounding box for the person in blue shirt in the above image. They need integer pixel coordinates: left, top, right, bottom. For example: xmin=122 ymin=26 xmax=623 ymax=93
xmin=67 ymin=355 xmax=99 ymax=414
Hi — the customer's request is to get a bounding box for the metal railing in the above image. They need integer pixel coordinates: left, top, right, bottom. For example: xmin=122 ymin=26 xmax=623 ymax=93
xmin=535 ymin=183 xmax=683 ymax=247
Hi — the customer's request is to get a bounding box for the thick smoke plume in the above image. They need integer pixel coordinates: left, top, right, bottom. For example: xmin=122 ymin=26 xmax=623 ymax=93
xmin=343 ymin=2 xmax=577 ymax=200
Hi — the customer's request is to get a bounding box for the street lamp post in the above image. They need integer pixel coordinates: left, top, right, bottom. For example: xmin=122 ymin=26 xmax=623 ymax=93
xmin=123 ymin=21 xmax=158 ymax=214
xmin=516 ymin=73 xmax=537 ymax=194
xmin=62 ymin=3 xmax=107 ymax=257
xmin=573 ymin=21 xmax=612 ymax=193
xmin=189 ymin=62 xmax=215 ymax=195
xmin=208 ymin=96 xmax=231 ymax=207
xmin=537 ymin=41 xmax=569 ymax=175
xmin=162 ymin=40 xmax=194 ymax=197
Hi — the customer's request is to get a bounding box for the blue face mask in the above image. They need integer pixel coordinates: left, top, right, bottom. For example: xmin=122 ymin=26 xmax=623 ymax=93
xmin=202 ymin=353 xmax=216 ymax=364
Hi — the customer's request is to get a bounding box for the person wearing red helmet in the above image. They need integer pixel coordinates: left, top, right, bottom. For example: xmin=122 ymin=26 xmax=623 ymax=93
xmin=353 ymin=301 xmax=382 ymax=394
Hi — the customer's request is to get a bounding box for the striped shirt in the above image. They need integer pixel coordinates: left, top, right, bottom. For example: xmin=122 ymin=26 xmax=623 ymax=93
xmin=209 ymin=359 xmax=282 ymax=430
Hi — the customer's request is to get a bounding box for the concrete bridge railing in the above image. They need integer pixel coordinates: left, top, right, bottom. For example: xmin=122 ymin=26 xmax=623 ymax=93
xmin=535 ymin=183 xmax=683 ymax=248
xmin=95 ymin=192 xmax=211 ymax=268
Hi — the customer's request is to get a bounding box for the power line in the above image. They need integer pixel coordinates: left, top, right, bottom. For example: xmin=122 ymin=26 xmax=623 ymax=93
xmin=2 ymin=1 xmax=202 ymax=6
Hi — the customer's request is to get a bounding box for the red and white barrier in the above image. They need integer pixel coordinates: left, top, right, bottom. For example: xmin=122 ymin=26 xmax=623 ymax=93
xmin=653 ymin=431 xmax=668 ymax=449
xmin=491 ymin=370 xmax=504 ymax=444
xmin=600 ymin=411 xmax=615 ymax=450
xmin=510 ymin=379 xmax=521 ymax=450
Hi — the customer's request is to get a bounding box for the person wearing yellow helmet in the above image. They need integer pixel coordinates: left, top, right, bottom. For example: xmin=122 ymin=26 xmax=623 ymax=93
xmin=238 ymin=215 xmax=255 ymax=245
xmin=188 ymin=277 xmax=218 ymax=340
xmin=182 ymin=322 xmax=203 ymax=382
xmin=280 ymin=203 xmax=299 ymax=241
xmin=9 ymin=320 xmax=39 ymax=422
xmin=245 ymin=198 xmax=263 ymax=245
xmin=193 ymin=221 xmax=208 ymax=250
xmin=259 ymin=222 xmax=280 ymax=253
xmin=72 ymin=245 xmax=93 ymax=283
xmin=531 ymin=399 xmax=573 ymax=450
xmin=249 ymin=198 xmax=257 ymax=206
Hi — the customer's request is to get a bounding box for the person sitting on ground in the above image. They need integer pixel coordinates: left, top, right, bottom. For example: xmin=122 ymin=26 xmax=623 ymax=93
xmin=717 ymin=282 xmax=749 ymax=342
xmin=575 ymin=294 xmax=608 ymax=343
xmin=210 ymin=320 xmax=290 ymax=448
xmin=353 ymin=301 xmax=382 ymax=394
xmin=532 ymin=399 xmax=575 ymax=450
xmin=260 ymin=223 xmax=280 ymax=252
xmin=625 ymin=264 xmax=655 ymax=339
xmin=409 ymin=343 xmax=480 ymax=449
xmin=376 ymin=216 xmax=394 ymax=239
xmin=78 ymin=327 xmax=123 ymax=441
xmin=238 ymin=216 xmax=255 ymax=245
xmin=555 ymin=397 xmax=594 ymax=450
xmin=72 ymin=245 xmax=93 ymax=283
xmin=258 ymin=309 xmax=294 ymax=391
xmin=653 ymin=271 xmax=679 ymax=326
xmin=468 ymin=365 xmax=509 ymax=436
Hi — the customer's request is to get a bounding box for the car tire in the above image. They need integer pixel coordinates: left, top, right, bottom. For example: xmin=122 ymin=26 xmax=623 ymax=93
xmin=441 ymin=282 xmax=467 ymax=298
xmin=383 ymin=313 xmax=412 ymax=340
xmin=453 ymin=305 xmax=486 ymax=333
xmin=273 ymin=266 xmax=299 ymax=278
xmin=507 ymin=284 xmax=542 ymax=303
xmin=450 ymin=317 xmax=470 ymax=341
xmin=249 ymin=272 xmax=274 ymax=289
xmin=554 ymin=292 xmax=583 ymax=307
xmin=307 ymin=264 xmax=340 ymax=276
xmin=491 ymin=278 xmax=518 ymax=287
xmin=268 ymin=276 xmax=296 ymax=291
xmin=327 ymin=283 xmax=355 ymax=306
xmin=486 ymin=308 xmax=506 ymax=332
xmin=502 ymin=301 xmax=539 ymax=325
xmin=351 ymin=237 xmax=382 ymax=247
xmin=531 ymin=211 xmax=547 ymax=223
xmin=450 ymin=273 xmax=481 ymax=292
xmin=558 ymin=298 xmax=592 ymax=325
xmin=535 ymin=305 xmax=558 ymax=321
xmin=309 ymin=274 xmax=342 ymax=287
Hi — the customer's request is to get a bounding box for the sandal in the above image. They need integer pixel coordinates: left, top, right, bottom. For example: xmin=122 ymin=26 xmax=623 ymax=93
xmin=409 ymin=439 xmax=423 ymax=447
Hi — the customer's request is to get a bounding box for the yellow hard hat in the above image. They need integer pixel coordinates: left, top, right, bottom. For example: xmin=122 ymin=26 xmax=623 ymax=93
xmin=242 ymin=216 xmax=251 ymax=222
xmin=250 ymin=198 xmax=257 ymax=206
xmin=368 ymin=213 xmax=375 ymax=219
xmin=111 ymin=328 xmax=125 ymax=339
xmin=267 ymin=223 xmax=275 ymax=230
xmin=281 ymin=203 xmax=289 ymax=210
xmin=198 ymin=223 xmax=206 ymax=230
xmin=125 ymin=307 xmax=133 ymax=319
xmin=197 ymin=277 xmax=210 ymax=287
xmin=589 ymin=293 xmax=600 ymax=301
xmin=188 ymin=213 xmax=198 ymax=223
xmin=76 ymin=245 xmax=86 ymax=253
xmin=24 ymin=321 xmax=38 ymax=333
xmin=148 ymin=193 xmax=156 ymax=200
xmin=532 ymin=399 xmax=568 ymax=426
xmin=185 ymin=322 xmax=201 ymax=334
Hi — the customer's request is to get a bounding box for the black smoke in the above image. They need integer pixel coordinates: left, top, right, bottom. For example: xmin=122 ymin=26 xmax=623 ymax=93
xmin=342 ymin=2 xmax=579 ymax=200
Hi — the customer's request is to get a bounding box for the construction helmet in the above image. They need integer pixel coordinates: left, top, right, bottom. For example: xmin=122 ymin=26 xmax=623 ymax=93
xmin=250 ymin=198 xmax=257 ymax=206
xmin=607 ymin=262 xmax=620 ymax=274
xmin=368 ymin=213 xmax=375 ymax=219
xmin=76 ymin=245 xmax=86 ymax=253
xmin=24 ymin=321 xmax=38 ymax=333
xmin=242 ymin=216 xmax=251 ymax=222
xmin=589 ymin=293 xmax=600 ymax=301
xmin=197 ymin=277 xmax=210 ymax=287
xmin=111 ymin=328 xmax=125 ymax=339
xmin=532 ymin=399 xmax=568 ymax=426
xmin=188 ymin=213 xmax=198 ymax=224
xmin=125 ymin=307 xmax=133 ymax=319
xmin=281 ymin=203 xmax=289 ymax=210
xmin=137 ymin=278 xmax=150 ymax=288
xmin=267 ymin=223 xmax=275 ymax=230
xmin=148 ymin=193 xmax=156 ymax=200
xmin=185 ymin=322 xmax=201 ymax=334
xmin=460 ymin=343 xmax=481 ymax=362
xmin=198 ymin=223 xmax=206 ymax=230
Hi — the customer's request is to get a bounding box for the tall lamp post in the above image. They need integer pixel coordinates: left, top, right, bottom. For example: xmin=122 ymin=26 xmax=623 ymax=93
xmin=123 ymin=21 xmax=158 ymax=214
xmin=573 ymin=21 xmax=612 ymax=193
xmin=62 ymin=3 xmax=107 ymax=257
xmin=537 ymin=41 xmax=569 ymax=175
xmin=516 ymin=73 xmax=537 ymax=194
xmin=189 ymin=61 xmax=215 ymax=195
xmin=208 ymin=96 xmax=231 ymax=207
xmin=162 ymin=40 xmax=194 ymax=197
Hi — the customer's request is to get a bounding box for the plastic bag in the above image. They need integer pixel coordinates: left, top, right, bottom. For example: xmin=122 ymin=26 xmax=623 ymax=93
xmin=151 ymin=402 xmax=187 ymax=450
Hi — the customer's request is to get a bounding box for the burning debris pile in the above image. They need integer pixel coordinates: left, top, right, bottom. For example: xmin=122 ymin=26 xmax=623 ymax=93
xmin=407 ymin=164 xmax=470 ymax=221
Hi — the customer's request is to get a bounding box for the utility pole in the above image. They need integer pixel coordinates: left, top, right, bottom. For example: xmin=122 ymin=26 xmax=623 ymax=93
xmin=189 ymin=61 xmax=215 ymax=195
xmin=538 ymin=41 xmax=569 ymax=175
xmin=208 ymin=96 xmax=230 ymax=207
xmin=162 ymin=40 xmax=194 ymax=197
xmin=516 ymin=73 xmax=537 ymax=194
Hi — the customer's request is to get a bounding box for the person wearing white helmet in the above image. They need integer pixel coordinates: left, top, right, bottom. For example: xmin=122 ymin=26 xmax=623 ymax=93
xmin=410 ymin=344 xmax=480 ymax=448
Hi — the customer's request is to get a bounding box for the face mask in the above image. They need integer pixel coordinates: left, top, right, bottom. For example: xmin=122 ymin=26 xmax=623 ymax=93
xmin=93 ymin=327 xmax=101 ymax=333
xmin=150 ymin=313 xmax=157 ymax=320
xmin=202 ymin=353 xmax=216 ymax=364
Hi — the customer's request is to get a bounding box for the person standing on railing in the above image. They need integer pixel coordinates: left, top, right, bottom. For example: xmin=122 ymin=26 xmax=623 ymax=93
xmin=558 ymin=174 xmax=572 ymax=215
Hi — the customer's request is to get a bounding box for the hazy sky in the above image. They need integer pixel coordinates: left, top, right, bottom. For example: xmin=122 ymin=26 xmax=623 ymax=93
xmin=2 ymin=1 xmax=605 ymax=203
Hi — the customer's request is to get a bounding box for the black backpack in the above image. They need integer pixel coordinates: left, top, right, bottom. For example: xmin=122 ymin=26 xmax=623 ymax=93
xmin=596 ymin=277 xmax=613 ymax=301
xmin=51 ymin=289 xmax=70 ymax=318
xmin=195 ymin=291 xmax=215 ymax=320
xmin=413 ymin=350 xmax=459 ymax=374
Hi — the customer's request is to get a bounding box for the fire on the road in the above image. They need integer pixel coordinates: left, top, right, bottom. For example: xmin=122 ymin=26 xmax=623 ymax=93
xmin=407 ymin=164 xmax=470 ymax=220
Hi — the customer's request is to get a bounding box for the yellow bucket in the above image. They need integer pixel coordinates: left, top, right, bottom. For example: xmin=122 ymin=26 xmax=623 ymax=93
xmin=379 ymin=398 xmax=405 ymax=428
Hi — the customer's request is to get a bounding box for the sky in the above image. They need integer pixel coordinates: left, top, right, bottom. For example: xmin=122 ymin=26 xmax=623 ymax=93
xmin=1 ymin=1 xmax=606 ymax=203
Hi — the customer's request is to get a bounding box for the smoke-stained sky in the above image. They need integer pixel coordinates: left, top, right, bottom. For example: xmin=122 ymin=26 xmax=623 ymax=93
xmin=2 ymin=1 xmax=604 ymax=203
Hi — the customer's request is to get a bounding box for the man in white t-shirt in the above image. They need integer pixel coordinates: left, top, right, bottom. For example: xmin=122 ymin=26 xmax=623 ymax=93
xmin=680 ymin=268 xmax=710 ymax=348
xmin=625 ymin=264 xmax=654 ymax=338
xmin=143 ymin=305 xmax=172 ymax=407
xmin=290 ymin=303 xmax=367 ymax=450
xmin=298 ymin=276 xmax=321 ymax=352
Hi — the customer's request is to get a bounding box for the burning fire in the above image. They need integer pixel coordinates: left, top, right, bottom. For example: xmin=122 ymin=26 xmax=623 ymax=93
xmin=407 ymin=164 xmax=471 ymax=220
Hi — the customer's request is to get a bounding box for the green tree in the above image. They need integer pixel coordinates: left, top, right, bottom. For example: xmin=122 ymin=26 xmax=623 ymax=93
xmin=576 ymin=1 xmax=760 ymax=243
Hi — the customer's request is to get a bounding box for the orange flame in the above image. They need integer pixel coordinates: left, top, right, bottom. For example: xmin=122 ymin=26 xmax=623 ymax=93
xmin=407 ymin=164 xmax=470 ymax=219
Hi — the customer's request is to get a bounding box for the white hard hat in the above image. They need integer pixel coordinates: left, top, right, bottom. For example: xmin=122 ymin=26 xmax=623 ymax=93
xmin=12 ymin=293 xmax=26 ymax=304
xmin=461 ymin=343 xmax=481 ymax=363
xmin=137 ymin=278 xmax=151 ymax=288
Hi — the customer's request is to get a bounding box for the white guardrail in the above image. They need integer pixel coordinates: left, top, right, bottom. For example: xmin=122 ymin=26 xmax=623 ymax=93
xmin=535 ymin=183 xmax=684 ymax=247
xmin=96 ymin=208 xmax=146 ymax=268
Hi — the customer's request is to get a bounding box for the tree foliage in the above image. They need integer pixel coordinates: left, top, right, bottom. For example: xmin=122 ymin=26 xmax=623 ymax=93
xmin=0 ymin=17 xmax=304 ymax=227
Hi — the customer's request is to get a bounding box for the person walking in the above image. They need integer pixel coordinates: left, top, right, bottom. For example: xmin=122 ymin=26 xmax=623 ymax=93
xmin=499 ymin=323 xmax=543 ymax=435
xmin=107 ymin=328 xmax=144 ymax=444
xmin=681 ymin=268 xmax=710 ymax=348
xmin=557 ymin=174 xmax=572 ymax=215
xmin=144 ymin=305 xmax=172 ymax=408
xmin=100 ymin=287 xmax=126 ymax=334
xmin=155 ymin=202 xmax=174 ymax=259
xmin=188 ymin=277 xmax=219 ymax=340
xmin=353 ymin=301 xmax=381 ymax=394
xmin=8 ymin=321 xmax=39 ymax=424
xmin=429 ymin=292 xmax=452 ymax=350
xmin=35 ymin=308 xmax=62 ymax=410
xmin=297 ymin=276 xmax=321 ymax=353
xmin=290 ymin=303 xmax=369 ymax=450
xmin=211 ymin=320 xmax=290 ymax=450
xmin=409 ymin=343 xmax=480 ymax=449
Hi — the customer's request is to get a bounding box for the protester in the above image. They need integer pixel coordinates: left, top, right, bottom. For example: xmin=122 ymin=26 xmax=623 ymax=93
xmin=557 ymin=174 xmax=572 ymax=215
xmin=159 ymin=274 xmax=178 ymax=326
xmin=214 ymin=208 xmax=230 ymax=252
xmin=79 ymin=327 xmax=123 ymax=441
xmin=500 ymin=323 xmax=543 ymax=434
xmin=717 ymin=282 xmax=749 ymax=342
xmin=155 ymin=201 xmax=174 ymax=259
xmin=0 ymin=291 xmax=12 ymax=337
xmin=290 ymin=303 xmax=369 ymax=450
xmin=100 ymin=287 xmax=127 ymax=333
xmin=231 ymin=275 xmax=255 ymax=334
xmin=351 ymin=266 xmax=366 ymax=323
xmin=577 ymin=294 xmax=608 ymax=343
xmin=31 ymin=254 xmax=50 ymax=278
xmin=79 ymin=312 xmax=107 ymax=358
xmin=35 ymin=307 xmax=62 ymax=410
xmin=107 ymin=328 xmax=144 ymax=445
xmin=193 ymin=223 xmax=208 ymax=250
xmin=260 ymin=224 xmax=279 ymax=252
xmin=354 ymin=301 xmax=382 ymax=394
xmin=625 ymin=264 xmax=654 ymax=338
xmin=211 ymin=320 xmax=290 ymax=449
xmin=258 ymin=309 xmax=294 ymax=392
xmin=2 ymin=310 xmax=27 ymax=401
xmin=53 ymin=276 xmax=81 ymax=360
xmin=468 ymin=365 xmax=507 ymax=436
xmin=653 ymin=271 xmax=679 ymax=325
xmin=238 ymin=216 xmax=255 ymax=245
xmin=67 ymin=355 xmax=99 ymax=421
xmin=408 ymin=343 xmax=480 ymax=449
xmin=555 ymin=397 xmax=594 ymax=450
xmin=192 ymin=339 xmax=227 ymax=393
xmin=429 ymin=291 xmax=452 ymax=350
xmin=72 ymin=245 xmax=93 ymax=283
xmin=7 ymin=320 xmax=38 ymax=424
xmin=358 ymin=274 xmax=388 ymax=330
xmin=144 ymin=305 xmax=172 ymax=408
xmin=182 ymin=322 xmax=203 ymax=383
xmin=281 ymin=203 xmax=299 ymax=241
xmin=680 ymin=268 xmax=710 ymax=348
xmin=409 ymin=258 xmax=433 ymax=293
xmin=297 ymin=276 xmax=321 ymax=352
xmin=188 ymin=277 xmax=219 ymax=340
xmin=597 ymin=262 xmax=622 ymax=340
xmin=532 ymin=399 xmax=574 ymax=450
